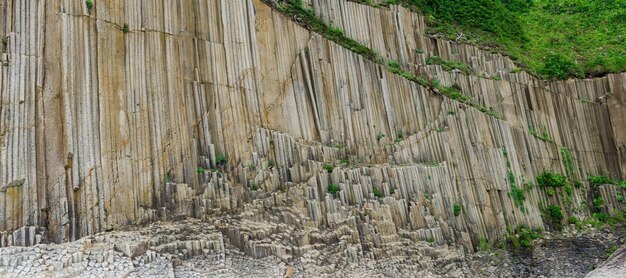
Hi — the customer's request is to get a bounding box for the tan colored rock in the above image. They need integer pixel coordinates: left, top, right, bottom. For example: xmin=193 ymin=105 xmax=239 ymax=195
xmin=0 ymin=1 xmax=622 ymax=271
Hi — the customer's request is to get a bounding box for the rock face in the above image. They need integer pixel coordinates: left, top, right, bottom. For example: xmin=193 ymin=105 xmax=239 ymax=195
xmin=0 ymin=0 xmax=624 ymax=272
xmin=588 ymin=243 xmax=626 ymax=277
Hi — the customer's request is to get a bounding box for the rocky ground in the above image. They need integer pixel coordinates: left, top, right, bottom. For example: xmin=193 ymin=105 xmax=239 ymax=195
xmin=466 ymin=229 xmax=624 ymax=278
xmin=0 ymin=219 xmax=622 ymax=277
xmin=587 ymin=244 xmax=626 ymax=277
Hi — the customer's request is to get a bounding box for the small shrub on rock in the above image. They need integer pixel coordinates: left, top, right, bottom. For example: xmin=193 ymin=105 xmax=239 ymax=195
xmin=86 ymin=0 xmax=94 ymax=10
xmin=328 ymin=184 xmax=340 ymax=196
xmin=372 ymin=187 xmax=383 ymax=198
xmin=453 ymin=203 xmax=462 ymax=216
xmin=323 ymin=164 xmax=335 ymax=173
xmin=215 ymin=154 xmax=228 ymax=165
xmin=547 ymin=205 xmax=563 ymax=222
xmin=515 ymin=225 xmax=542 ymax=248
xmin=588 ymin=175 xmax=615 ymax=186
xmin=536 ymin=171 xmax=567 ymax=188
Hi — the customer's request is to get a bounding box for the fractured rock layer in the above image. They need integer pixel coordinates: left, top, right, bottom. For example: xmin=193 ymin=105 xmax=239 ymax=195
xmin=0 ymin=219 xmax=620 ymax=277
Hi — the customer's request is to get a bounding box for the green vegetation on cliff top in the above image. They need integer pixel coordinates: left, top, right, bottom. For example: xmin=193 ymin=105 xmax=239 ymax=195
xmin=360 ymin=0 xmax=626 ymax=79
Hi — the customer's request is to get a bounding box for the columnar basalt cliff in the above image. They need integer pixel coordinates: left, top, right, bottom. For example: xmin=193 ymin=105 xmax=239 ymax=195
xmin=0 ymin=0 xmax=624 ymax=270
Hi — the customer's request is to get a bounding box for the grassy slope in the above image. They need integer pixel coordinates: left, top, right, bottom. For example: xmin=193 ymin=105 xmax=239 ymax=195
xmin=518 ymin=0 xmax=626 ymax=79
xmin=365 ymin=0 xmax=626 ymax=80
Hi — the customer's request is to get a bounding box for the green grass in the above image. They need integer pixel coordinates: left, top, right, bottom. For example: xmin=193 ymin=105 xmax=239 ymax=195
xmin=328 ymin=183 xmax=341 ymax=196
xmin=340 ymin=158 xmax=350 ymax=166
xmin=515 ymin=224 xmax=543 ymax=248
xmin=355 ymin=0 xmax=626 ymax=80
xmin=215 ymin=154 xmax=228 ymax=165
xmin=593 ymin=212 xmax=610 ymax=223
xmin=388 ymin=60 xmax=402 ymax=72
xmin=434 ymin=82 xmax=503 ymax=119
xmin=426 ymin=55 xmax=473 ymax=74
xmin=588 ymin=175 xmax=616 ymax=186
xmin=376 ymin=132 xmax=386 ymax=142
xmin=508 ymin=224 xmax=542 ymax=251
xmin=593 ymin=197 xmax=604 ymax=211
xmin=536 ymin=171 xmax=567 ymax=188
xmin=508 ymin=171 xmax=516 ymax=185
xmin=503 ymin=147 xmax=527 ymax=211
xmin=573 ymin=180 xmax=582 ymax=188
xmin=1 ymin=36 xmax=8 ymax=53
xmin=323 ymin=163 xmax=336 ymax=173
xmin=518 ymin=1 xmax=626 ymax=79
xmin=163 ymin=175 xmax=173 ymax=183
xmin=560 ymin=147 xmax=579 ymax=182
xmin=211 ymin=168 xmax=223 ymax=177
xmin=528 ymin=125 xmax=553 ymax=143
xmin=373 ymin=187 xmax=384 ymax=198
xmin=568 ymin=216 xmax=581 ymax=225
xmin=394 ymin=130 xmax=405 ymax=143
xmin=565 ymin=185 xmax=573 ymax=196
xmin=478 ymin=238 xmax=491 ymax=251
xmin=453 ymin=203 xmax=462 ymax=216
xmin=587 ymin=210 xmax=626 ymax=228
xmin=509 ymin=185 xmax=526 ymax=210
xmin=546 ymin=205 xmax=563 ymax=223
xmin=584 ymin=214 xmax=606 ymax=228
